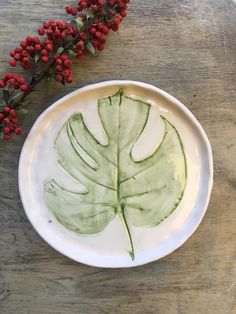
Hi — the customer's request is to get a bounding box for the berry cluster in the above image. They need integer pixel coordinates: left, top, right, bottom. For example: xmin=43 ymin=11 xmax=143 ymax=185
xmin=0 ymin=107 xmax=22 ymax=141
xmin=0 ymin=73 xmax=28 ymax=92
xmin=9 ymin=36 xmax=43 ymax=69
xmin=89 ymin=23 xmax=108 ymax=51
xmin=53 ymin=54 xmax=73 ymax=83
xmin=9 ymin=21 xmax=78 ymax=71
xmin=40 ymin=20 xmax=77 ymax=44
xmin=1 ymin=0 xmax=130 ymax=141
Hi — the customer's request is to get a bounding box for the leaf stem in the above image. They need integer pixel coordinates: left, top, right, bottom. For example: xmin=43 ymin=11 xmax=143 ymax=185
xmin=118 ymin=204 xmax=135 ymax=261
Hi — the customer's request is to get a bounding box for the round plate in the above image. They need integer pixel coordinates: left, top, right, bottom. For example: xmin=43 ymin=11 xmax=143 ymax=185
xmin=19 ymin=81 xmax=213 ymax=268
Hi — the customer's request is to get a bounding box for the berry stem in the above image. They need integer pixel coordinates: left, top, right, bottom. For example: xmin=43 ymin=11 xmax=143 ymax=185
xmin=0 ymin=0 xmax=130 ymax=140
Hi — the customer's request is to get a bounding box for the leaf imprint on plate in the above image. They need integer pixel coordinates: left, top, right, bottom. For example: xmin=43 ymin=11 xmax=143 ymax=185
xmin=43 ymin=90 xmax=187 ymax=260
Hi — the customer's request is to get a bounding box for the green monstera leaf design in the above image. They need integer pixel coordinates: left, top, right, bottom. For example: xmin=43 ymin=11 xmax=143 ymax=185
xmin=44 ymin=91 xmax=187 ymax=260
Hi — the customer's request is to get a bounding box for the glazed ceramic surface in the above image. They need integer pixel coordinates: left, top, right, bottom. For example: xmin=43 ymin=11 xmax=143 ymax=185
xmin=19 ymin=81 xmax=213 ymax=267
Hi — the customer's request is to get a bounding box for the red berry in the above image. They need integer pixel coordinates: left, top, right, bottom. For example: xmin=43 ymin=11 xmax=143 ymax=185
xmin=80 ymin=1 xmax=88 ymax=9
xmin=61 ymin=54 xmax=67 ymax=61
xmin=21 ymin=63 xmax=30 ymax=70
xmin=41 ymin=56 xmax=49 ymax=63
xmin=56 ymin=65 xmax=63 ymax=72
xmin=0 ymin=113 xmax=4 ymax=119
xmin=38 ymin=27 xmax=45 ymax=36
xmin=56 ymin=58 xmax=62 ymax=65
xmin=15 ymin=128 xmax=22 ymax=135
xmin=97 ymin=44 xmax=104 ymax=51
xmin=9 ymin=59 xmax=16 ymax=67
xmin=100 ymin=37 xmax=106 ymax=44
xmin=60 ymin=32 xmax=66 ymax=40
xmin=43 ymin=21 xmax=50 ymax=29
xmin=44 ymin=39 xmax=50 ymax=45
xmin=91 ymin=39 xmax=99 ymax=47
xmin=92 ymin=5 xmax=98 ymax=12
xmin=76 ymin=40 xmax=84 ymax=48
xmin=46 ymin=29 xmax=53 ymax=37
xmin=4 ymin=117 xmax=10 ymax=124
xmin=16 ymin=76 xmax=25 ymax=84
xmin=82 ymin=49 xmax=88 ymax=56
xmin=0 ymin=79 xmax=6 ymax=88
xmin=111 ymin=24 xmax=119 ymax=32
xmin=97 ymin=23 xmax=104 ymax=31
xmin=15 ymin=47 xmax=23 ymax=54
xmin=26 ymin=36 xmax=32 ymax=43
xmin=76 ymin=51 xmax=83 ymax=59
xmin=4 ymin=107 xmax=10 ymax=113
xmin=47 ymin=44 xmax=53 ymax=51
xmin=22 ymin=57 xmax=29 ymax=64
xmin=5 ymin=73 xmax=13 ymax=80
xmin=62 ymin=69 xmax=70 ymax=77
xmin=20 ymin=40 xmax=28 ymax=48
xmin=64 ymin=59 xmax=72 ymax=68
xmin=10 ymin=50 xmax=16 ymax=57
xmin=109 ymin=0 xmax=115 ymax=6
xmin=14 ymin=53 xmax=20 ymax=60
xmin=3 ymin=127 xmax=10 ymax=134
xmin=95 ymin=31 xmax=102 ymax=38
xmin=58 ymin=22 xmax=65 ymax=31
xmin=103 ymin=26 xmax=109 ymax=35
xmin=120 ymin=10 xmax=127 ymax=17
xmin=35 ymin=44 xmax=41 ymax=51
xmin=55 ymin=29 xmax=61 ymax=37
xmin=89 ymin=27 xmax=97 ymax=35
xmin=66 ymin=76 xmax=73 ymax=83
xmin=49 ymin=20 xmax=57 ymax=29
xmin=98 ymin=0 xmax=105 ymax=8
xmin=9 ymin=78 xmax=16 ymax=85
xmin=11 ymin=118 xmax=18 ymax=124
xmin=20 ymin=84 xmax=28 ymax=91
xmin=3 ymin=134 xmax=11 ymax=141
xmin=22 ymin=50 xmax=29 ymax=57
xmin=55 ymin=74 xmax=62 ymax=82
xmin=41 ymin=49 xmax=48 ymax=56
xmin=27 ymin=46 xmax=35 ymax=53
xmin=76 ymin=51 xmax=83 ymax=58
xmin=33 ymin=37 xmax=40 ymax=44
xmin=79 ymin=32 xmax=87 ymax=40
xmin=54 ymin=53 xmax=60 ymax=59
xmin=65 ymin=5 xmax=72 ymax=14
xmin=9 ymin=109 xmax=16 ymax=116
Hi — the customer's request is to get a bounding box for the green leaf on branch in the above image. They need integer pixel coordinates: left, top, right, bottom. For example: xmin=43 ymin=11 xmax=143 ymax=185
xmin=71 ymin=17 xmax=84 ymax=31
xmin=67 ymin=50 xmax=77 ymax=58
xmin=22 ymin=98 xmax=32 ymax=107
xmin=10 ymin=91 xmax=24 ymax=102
xmin=57 ymin=47 xmax=64 ymax=54
xmin=34 ymin=52 xmax=40 ymax=63
xmin=86 ymin=42 xmax=96 ymax=55
xmin=83 ymin=10 xmax=94 ymax=19
xmin=2 ymin=90 xmax=10 ymax=103
xmin=16 ymin=108 xmax=28 ymax=115
xmin=43 ymin=91 xmax=187 ymax=260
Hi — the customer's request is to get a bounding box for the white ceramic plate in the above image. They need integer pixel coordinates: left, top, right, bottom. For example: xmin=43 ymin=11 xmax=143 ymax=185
xmin=19 ymin=81 xmax=213 ymax=268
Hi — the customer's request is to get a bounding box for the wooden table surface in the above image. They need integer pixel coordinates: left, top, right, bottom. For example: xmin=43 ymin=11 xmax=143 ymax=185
xmin=0 ymin=1 xmax=235 ymax=313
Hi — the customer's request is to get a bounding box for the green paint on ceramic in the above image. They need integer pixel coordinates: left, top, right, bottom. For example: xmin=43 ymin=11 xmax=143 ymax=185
xmin=43 ymin=91 xmax=187 ymax=260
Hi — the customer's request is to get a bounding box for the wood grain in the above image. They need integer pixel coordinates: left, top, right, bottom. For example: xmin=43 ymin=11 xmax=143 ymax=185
xmin=0 ymin=1 xmax=235 ymax=313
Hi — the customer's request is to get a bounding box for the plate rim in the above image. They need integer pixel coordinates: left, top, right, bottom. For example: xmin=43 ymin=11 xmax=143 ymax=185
xmin=18 ymin=80 xmax=214 ymax=268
